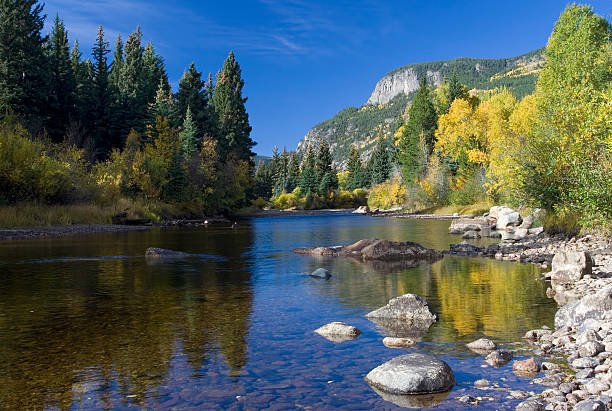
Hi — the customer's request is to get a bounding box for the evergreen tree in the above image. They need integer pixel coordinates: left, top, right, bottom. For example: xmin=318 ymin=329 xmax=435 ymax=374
xmin=346 ymin=145 xmax=367 ymax=190
xmin=149 ymin=77 xmax=177 ymax=125
xmin=268 ymin=146 xmax=282 ymax=196
xmin=442 ymin=72 xmax=470 ymax=114
xmin=277 ymin=148 xmax=289 ymax=194
xmin=108 ymin=34 xmax=123 ymax=88
xmin=211 ymin=51 xmax=255 ymax=163
xmin=0 ymin=0 xmax=49 ymax=127
xmin=118 ymin=27 xmax=145 ymax=136
xmin=46 ymin=14 xmax=75 ymax=141
xmin=142 ymin=42 xmax=169 ymax=105
xmin=179 ymin=106 xmax=198 ymax=159
xmin=91 ymin=25 xmax=113 ymax=159
xmin=285 ymin=151 xmax=300 ymax=193
xmin=67 ymin=40 xmax=92 ymax=147
xmin=176 ymin=62 xmax=211 ymax=141
xmin=299 ymin=144 xmax=317 ymax=194
xmin=253 ymin=160 xmax=272 ymax=199
xmin=399 ymin=77 xmax=437 ymax=181
xmin=368 ymin=138 xmax=392 ymax=185
xmin=315 ymin=140 xmax=338 ymax=195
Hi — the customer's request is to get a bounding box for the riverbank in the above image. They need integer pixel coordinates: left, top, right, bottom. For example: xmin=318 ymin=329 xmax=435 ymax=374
xmin=449 ymin=230 xmax=612 ymax=409
xmin=0 ymin=224 xmax=154 ymax=241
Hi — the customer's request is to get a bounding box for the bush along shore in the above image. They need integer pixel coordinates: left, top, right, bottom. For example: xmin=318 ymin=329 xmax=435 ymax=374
xmin=430 ymin=204 xmax=612 ymax=410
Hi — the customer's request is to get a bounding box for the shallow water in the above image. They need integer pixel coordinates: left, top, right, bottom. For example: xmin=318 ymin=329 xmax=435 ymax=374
xmin=0 ymin=213 xmax=557 ymax=409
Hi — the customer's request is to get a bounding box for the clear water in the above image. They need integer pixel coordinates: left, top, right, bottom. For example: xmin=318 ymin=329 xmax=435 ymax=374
xmin=0 ymin=213 xmax=557 ymax=410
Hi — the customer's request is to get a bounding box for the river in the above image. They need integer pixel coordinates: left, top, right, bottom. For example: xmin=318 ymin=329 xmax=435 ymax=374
xmin=0 ymin=212 xmax=557 ymax=409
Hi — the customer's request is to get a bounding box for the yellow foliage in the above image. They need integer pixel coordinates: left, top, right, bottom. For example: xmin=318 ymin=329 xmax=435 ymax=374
xmin=367 ymin=176 xmax=406 ymax=209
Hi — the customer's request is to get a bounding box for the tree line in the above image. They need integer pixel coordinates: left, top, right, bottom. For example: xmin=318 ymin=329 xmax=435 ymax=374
xmin=368 ymin=4 xmax=611 ymax=229
xmin=0 ymin=0 xmax=256 ymax=214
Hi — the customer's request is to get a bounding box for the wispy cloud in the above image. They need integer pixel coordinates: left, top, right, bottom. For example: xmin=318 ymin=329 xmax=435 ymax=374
xmin=43 ymin=0 xmax=391 ymax=58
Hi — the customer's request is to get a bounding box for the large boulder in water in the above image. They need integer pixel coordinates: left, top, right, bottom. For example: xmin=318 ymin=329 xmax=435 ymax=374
xmin=366 ymin=294 xmax=437 ymax=338
xmin=293 ymin=238 xmax=442 ymax=263
xmin=365 ymin=353 xmax=455 ymax=395
xmin=366 ymin=294 xmax=437 ymax=324
xmin=555 ymin=286 xmax=612 ymax=330
xmin=370 ymin=387 xmax=451 ymax=408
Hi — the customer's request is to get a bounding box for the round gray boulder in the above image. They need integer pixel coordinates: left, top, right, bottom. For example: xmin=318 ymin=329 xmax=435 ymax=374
xmin=365 ymin=353 xmax=455 ymax=395
xmin=314 ymin=322 xmax=361 ymax=343
xmin=310 ymin=268 xmax=331 ymax=279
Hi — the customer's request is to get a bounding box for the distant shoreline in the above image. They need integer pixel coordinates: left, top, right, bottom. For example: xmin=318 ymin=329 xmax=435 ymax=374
xmin=0 ymin=224 xmax=153 ymax=241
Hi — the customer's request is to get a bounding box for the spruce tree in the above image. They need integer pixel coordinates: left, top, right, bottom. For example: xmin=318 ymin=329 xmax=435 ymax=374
xmin=0 ymin=0 xmax=49 ymax=126
xmin=46 ymin=14 xmax=75 ymax=141
xmin=91 ymin=25 xmax=113 ymax=159
xmin=149 ymin=77 xmax=177 ymax=125
xmin=442 ymin=72 xmax=469 ymax=113
xmin=179 ymin=106 xmax=198 ymax=159
xmin=368 ymin=138 xmax=392 ymax=185
xmin=285 ymin=151 xmax=300 ymax=193
xmin=176 ymin=63 xmax=212 ymax=140
xmin=399 ymin=77 xmax=437 ymax=181
xmin=268 ymin=146 xmax=282 ymax=196
xmin=118 ymin=27 xmax=145 ymax=135
xmin=142 ymin=42 xmax=169 ymax=109
xmin=253 ymin=161 xmax=272 ymax=199
xmin=315 ymin=140 xmax=338 ymax=195
xmin=299 ymin=144 xmax=318 ymax=194
xmin=211 ymin=51 xmax=255 ymax=163
xmin=346 ymin=145 xmax=367 ymax=190
xmin=108 ymin=34 xmax=123 ymax=89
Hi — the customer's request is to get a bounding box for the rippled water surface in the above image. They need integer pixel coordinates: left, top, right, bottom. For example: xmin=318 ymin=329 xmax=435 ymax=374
xmin=0 ymin=213 xmax=557 ymax=409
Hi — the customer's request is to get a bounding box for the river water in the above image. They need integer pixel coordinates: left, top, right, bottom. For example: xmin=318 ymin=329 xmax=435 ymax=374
xmin=0 ymin=212 xmax=557 ymax=409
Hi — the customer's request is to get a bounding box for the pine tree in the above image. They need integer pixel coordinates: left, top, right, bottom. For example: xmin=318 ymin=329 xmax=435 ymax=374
xmin=0 ymin=0 xmax=49 ymax=127
xmin=142 ymin=42 xmax=169 ymax=109
xmin=442 ymin=72 xmax=470 ymax=114
xmin=67 ymin=40 xmax=92 ymax=147
xmin=91 ymin=25 xmax=113 ymax=159
xmin=253 ymin=160 xmax=272 ymax=199
xmin=176 ymin=63 xmax=212 ymax=139
xmin=399 ymin=77 xmax=437 ymax=181
xmin=179 ymin=106 xmax=198 ymax=159
xmin=211 ymin=51 xmax=255 ymax=163
xmin=368 ymin=138 xmax=392 ymax=185
xmin=118 ymin=27 xmax=145 ymax=135
xmin=268 ymin=146 xmax=282 ymax=195
xmin=149 ymin=77 xmax=177 ymax=125
xmin=315 ymin=140 xmax=338 ymax=195
xmin=346 ymin=145 xmax=367 ymax=190
xmin=46 ymin=14 xmax=75 ymax=141
xmin=285 ymin=151 xmax=300 ymax=193
xmin=299 ymin=144 xmax=318 ymax=194
xmin=108 ymin=34 xmax=123 ymax=88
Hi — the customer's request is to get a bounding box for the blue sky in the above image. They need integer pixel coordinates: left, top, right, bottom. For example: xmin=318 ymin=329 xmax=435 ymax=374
xmin=42 ymin=0 xmax=612 ymax=156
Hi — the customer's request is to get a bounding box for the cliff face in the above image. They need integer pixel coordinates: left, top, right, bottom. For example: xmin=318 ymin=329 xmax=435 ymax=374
xmin=366 ymin=69 xmax=442 ymax=105
xmin=296 ymin=49 xmax=545 ymax=169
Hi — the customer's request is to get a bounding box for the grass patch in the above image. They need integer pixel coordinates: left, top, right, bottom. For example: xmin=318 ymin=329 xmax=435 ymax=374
xmin=418 ymin=200 xmax=493 ymax=216
xmin=0 ymin=199 xmax=210 ymax=228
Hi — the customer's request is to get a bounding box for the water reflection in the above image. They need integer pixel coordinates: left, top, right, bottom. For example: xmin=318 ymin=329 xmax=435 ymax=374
xmin=0 ymin=215 xmax=556 ymax=410
xmin=0 ymin=226 xmax=254 ymax=410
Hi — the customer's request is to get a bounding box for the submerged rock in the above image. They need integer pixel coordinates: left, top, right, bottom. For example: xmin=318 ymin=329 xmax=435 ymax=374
xmin=310 ymin=268 xmax=331 ymax=279
xmin=365 ymin=353 xmax=455 ymax=395
xmin=462 ymin=230 xmax=481 ymax=240
xmin=145 ymin=247 xmax=191 ymax=261
xmin=370 ymin=386 xmax=450 ymax=408
xmin=314 ymin=322 xmax=361 ymax=342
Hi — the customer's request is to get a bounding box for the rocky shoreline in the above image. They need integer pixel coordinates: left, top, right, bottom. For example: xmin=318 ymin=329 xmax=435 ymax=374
xmin=376 ymin=205 xmax=612 ymax=410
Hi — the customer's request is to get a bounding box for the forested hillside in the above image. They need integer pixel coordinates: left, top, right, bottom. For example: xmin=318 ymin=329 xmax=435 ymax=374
xmin=297 ymin=49 xmax=544 ymax=168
